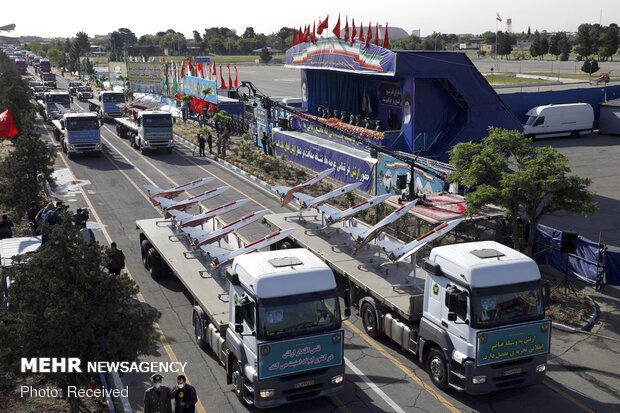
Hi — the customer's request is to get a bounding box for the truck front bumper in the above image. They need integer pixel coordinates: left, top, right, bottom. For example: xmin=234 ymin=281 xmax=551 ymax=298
xmin=457 ymin=354 xmax=548 ymax=395
xmin=253 ymin=364 xmax=344 ymax=409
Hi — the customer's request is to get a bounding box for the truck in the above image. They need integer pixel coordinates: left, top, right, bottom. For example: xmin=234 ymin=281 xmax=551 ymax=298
xmin=522 ymin=103 xmax=594 ymax=140
xmin=88 ymin=91 xmax=125 ymax=121
xmin=40 ymin=91 xmax=71 ymax=122
xmin=264 ymin=212 xmax=551 ymax=395
xmin=76 ymin=86 xmax=94 ymax=102
xmin=136 ymin=217 xmax=348 ymax=408
xmin=39 ymin=58 xmax=51 ymax=74
xmin=14 ymin=58 xmax=27 ymax=74
xmin=41 ymin=73 xmax=57 ymax=89
xmin=68 ymin=81 xmax=82 ymax=96
xmin=114 ymin=110 xmax=174 ymax=154
xmin=51 ymin=112 xmax=102 ymax=158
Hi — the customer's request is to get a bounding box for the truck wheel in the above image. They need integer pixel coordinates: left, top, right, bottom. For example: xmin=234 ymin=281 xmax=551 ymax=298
xmin=166 ymin=147 xmax=173 ymax=154
xmin=193 ymin=312 xmax=208 ymax=349
xmin=231 ymin=361 xmax=246 ymax=404
xmin=141 ymin=239 xmax=151 ymax=266
xmin=427 ymin=348 xmax=449 ymax=390
xmin=140 ymin=143 xmax=148 ymax=155
xmin=570 ymin=130 xmax=579 ymax=138
xmin=148 ymin=249 xmax=163 ymax=279
xmin=361 ymin=302 xmax=382 ymax=338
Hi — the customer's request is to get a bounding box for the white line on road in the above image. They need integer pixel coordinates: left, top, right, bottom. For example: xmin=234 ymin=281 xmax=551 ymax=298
xmin=99 ymin=133 xmax=156 ymax=186
xmin=345 ymin=356 xmax=407 ymax=413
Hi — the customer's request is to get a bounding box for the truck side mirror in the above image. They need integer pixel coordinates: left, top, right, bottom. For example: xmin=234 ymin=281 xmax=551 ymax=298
xmin=60 ymin=119 xmax=65 ymax=130
xmin=343 ymin=289 xmax=351 ymax=320
xmin=234 ymin=305 xmax=243 ymax=333
xmin=137 ymin=118 xmax=141 ymax=127
xmin=71 ymin=97 xmax=74 ymax=103
xmin=544 ymin=281 xmax=551 ymax=308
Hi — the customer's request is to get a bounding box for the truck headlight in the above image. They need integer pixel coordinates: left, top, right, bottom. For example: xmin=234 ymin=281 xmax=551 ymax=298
xmin=536 ymin=363 xmax=546 ymax=373
xmin=69 ymin=145 xmax=75 ymax=150
xmin=95 ymin=143 xmax=101 ymax=149
xmin=472 ymin=376 xmax=486 ymax=384
xmin=259 ymin=389 xmax=275 ymax=398
xmin=331 ymin=375 xmax=344 ymax=384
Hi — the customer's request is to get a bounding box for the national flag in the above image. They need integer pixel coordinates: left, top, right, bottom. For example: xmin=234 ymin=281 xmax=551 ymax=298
xmin=359 ymin=22 xmax=364 ymax=42
xmin=234 ymin=66 xmax=238 ymax=88
xmin=375 ymin=23 xmax=379 ymax=46
xmin=496 ymin=13 xmax=502 ymax=22
xmin=351 ymin=19 xmax=357 ymax=45
xmin=382 ymin=23 xmax=390 ymax=48
xmin=173 ymin=63 xmax=178 ymax=94
xmin=212 ymin=62 xmax=216 ymax=76
xmin=317 ymin=15 xmax=328 ymax=35
xmin=344 ymin=16 xmax=349 ymax=42
xmin=333 ymin=14 xmax=340 ymax=39
xmin=292 ymin=29 xmax=297 ymax=46
xmin=0 ymin=108 xmax=18 ymax=138
xmin=228 ymin=64 xmax=233 ymax=90
xmin=365 ymin=22 xmax=372 ymax=48
xmin=220 ymin=65 xmax=227 ymax=89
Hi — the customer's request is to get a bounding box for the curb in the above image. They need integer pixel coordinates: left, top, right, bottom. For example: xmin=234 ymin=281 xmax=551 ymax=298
xmin=173 ymin=135 xmax=275 ymax=193
xmin=551 ymin=295 xmax=599 ymax=333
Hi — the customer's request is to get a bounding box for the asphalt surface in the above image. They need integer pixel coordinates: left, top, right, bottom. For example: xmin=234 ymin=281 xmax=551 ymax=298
xmin=26 ymin=67 xmax=620 ymax=413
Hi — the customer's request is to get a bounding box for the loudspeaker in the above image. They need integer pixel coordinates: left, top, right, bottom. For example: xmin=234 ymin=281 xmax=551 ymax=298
xmin=560 ymin=231 xmax=578 ymax=254
xmin=396 ymin=174 xmax=408 ymax=190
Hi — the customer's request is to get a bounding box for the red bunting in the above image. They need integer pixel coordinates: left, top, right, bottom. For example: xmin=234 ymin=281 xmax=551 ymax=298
xmin=228 ymin=64 xmax=233 ymax=90
xmin=351 ymin=19 xmax=357 ymax=45
xmin=365 ymin=22 xmax=372 ymax=48
xmin=0 ymin=108 xmax=18 ymax=138
xmin=220 ymin=65 xmax=227 ymax=89
xmin=382 ymin=23 xmax=390 ymax=48
xmin=234 ymin=66 xmax=238 ymax=88
xmin=359 ymin=22 xmax=364 ymax=42
xmin=344 ymin=16 xmax=349 ymax=42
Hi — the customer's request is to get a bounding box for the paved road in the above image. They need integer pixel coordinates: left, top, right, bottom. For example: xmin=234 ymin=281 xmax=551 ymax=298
xmin=29 ymin=68 xmax=620 ymax=413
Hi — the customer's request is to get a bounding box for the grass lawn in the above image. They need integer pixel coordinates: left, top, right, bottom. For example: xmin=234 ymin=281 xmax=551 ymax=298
xmin=482 ymin=74 xmax=551 ymax=85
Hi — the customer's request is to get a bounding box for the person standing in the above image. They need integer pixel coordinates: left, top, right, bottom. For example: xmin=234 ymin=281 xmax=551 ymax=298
xmin=1 ymin=215 xmax=14 ymax=238
xmin=28 ymin=201 xmax=40 ymax=235
xmin=197 ymin=134 xmax=206 ymax=157
xmin=144 ymin=374 xmax=172 ymax=413
xmin=107 ymin=242 xmax=125 ymax=275
xmin=80 ymin=222 xmax=95 ymax=246
xmin=206 ymin=131 xmax=213 ymax=155
xmin=170 ymin=375 xmax=197 ymax=413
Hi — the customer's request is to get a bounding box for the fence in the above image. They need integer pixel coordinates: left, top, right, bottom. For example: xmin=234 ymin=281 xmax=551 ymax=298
xmin=533 ymin=224 xmax=620 ymax=290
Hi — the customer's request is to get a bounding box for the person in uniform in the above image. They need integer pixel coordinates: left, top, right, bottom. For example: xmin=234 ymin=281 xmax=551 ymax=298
xmin=170 ymin=375 xmax=197 ymax=413
xmin=144 ymin=373 xmax=172 ymax=413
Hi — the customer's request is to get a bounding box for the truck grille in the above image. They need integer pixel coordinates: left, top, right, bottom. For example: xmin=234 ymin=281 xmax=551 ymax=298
xmin=148 ymin=140 xmax=172 ymax=147
xmin=107 ymin=112 xmax=122 ymax=118
xmin=74 ymin=143 xmax=99 ymax=152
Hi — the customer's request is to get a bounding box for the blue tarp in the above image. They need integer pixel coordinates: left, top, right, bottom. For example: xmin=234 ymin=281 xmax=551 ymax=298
xmin=534 ymin=224 xmax=620 ymax=288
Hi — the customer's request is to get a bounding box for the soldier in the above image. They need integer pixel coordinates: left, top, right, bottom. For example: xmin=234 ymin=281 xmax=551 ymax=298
xmin=144 ymin=374 xmax=172 ymax=413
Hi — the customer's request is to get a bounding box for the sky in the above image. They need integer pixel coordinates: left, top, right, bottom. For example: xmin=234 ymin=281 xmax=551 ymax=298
xmin=3 ymin=0 xmax=620 ymax=39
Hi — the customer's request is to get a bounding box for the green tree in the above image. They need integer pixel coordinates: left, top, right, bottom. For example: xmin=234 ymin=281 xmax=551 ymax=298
xmin=46 ymin=47 xmax=63 ymax=66
xmin=242 ymin=27 xmax=256 ymax=39
xmin=539 ymin=36 xmax=549 ymax=57
xmin=75 ymin=31 xmax=90 ymax=55
xmin=497 ymin=31 xmax=513 ymax=58
xmin=575 ymin=23 xmax=595 ymax=57
xmin=558 ymin=32 xmax=572 ymax=61
xmin=581 ymin=57 xmax=600 ymax=79
xmin=600 ymin=23 xmax=619 ymax=60
xmin=447 ymin=128 xmax=596 ymax=255
xmin=548 ymin=34 xmax=560 ymax=59
xmin=260 ymin=47 xmax=272 ymax=63
xmin=530 ymin=30 xmax=541 ymax=59
xmin=4 ymin=219 xmax=160 ymax=413
xmin=26 ymin=41 xmax=43 ymax=56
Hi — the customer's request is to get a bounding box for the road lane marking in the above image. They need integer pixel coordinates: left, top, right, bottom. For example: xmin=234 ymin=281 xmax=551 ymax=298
xmin=99 ymin=135 xmax=156 ymax=185
xmin=543 ymin=380 xmax=596 ymax=413
xmin=45 ymin=127 xmax=208 ymax=413
xmin=345 ymin=357 xmax=407 ymax=413
xmin=345 ymin=320 xmax=461 ymax=413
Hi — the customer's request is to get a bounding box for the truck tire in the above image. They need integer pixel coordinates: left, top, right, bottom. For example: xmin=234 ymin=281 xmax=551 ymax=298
xmin=166 ymin=147 xmax=173 ymax=154
xmin=148 ymin=249 xmax=163 ymax=279
xmin=231 ymin=361 xmax=246 ymax=404
xmin=426 ymin=347 xmax=449 ymax=390
xmin=570 ymin=130 xmax=579 ymax=138
xmin=361 ymin=302 xmax=382 ymax=338
xmin=141 ymin=239 xmax=151 ymax=267
xmin=193 ymin=312 xmax=208 ymax=349
xmin=140 ymin=143 xmax=148 ymax=155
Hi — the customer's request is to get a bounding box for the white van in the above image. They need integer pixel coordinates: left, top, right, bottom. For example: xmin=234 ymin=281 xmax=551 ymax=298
xmin=1 ymin=236 xmax=42 ymax=310
xmin=522 ymin=103 xmax=594 ymax=140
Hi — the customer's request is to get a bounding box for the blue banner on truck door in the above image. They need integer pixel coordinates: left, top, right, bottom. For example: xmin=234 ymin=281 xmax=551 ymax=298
xmin=68 ymin=130 xmax=100 ymax=143
xmin=258 ymin=332 xmax=343 ymax=379
xmin=476 ymin=321 xmax=551 ymax=366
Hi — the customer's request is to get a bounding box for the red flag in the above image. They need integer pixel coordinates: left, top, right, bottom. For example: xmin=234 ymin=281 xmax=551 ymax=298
xmin=212 ymin=62 xmax=216 ymax=76
xmin=0 ymin=108 xmax=18 ymax=138
xmin=332 ymin=14 xmax=340 ymax=38
xmin=174 ymin=93 xmax=182 ymax=100
xmin=351 ymin=19 xmax=357 ymax=45
xmin=344 ymin=16 xmax=349 ymax=42
xmin=382 ymin=23 xmax=390 ymax=48
xmin=191 ymin=96 xmax=198 ymax=111
xmin=207 ymin=102 xmax=215 ymax=113
xmin=365 ymin=22 xmax=372 ymax=48
xmin=305 ymin=25 xmax=310 ymax=41
xmin=234 ymin=66 xmax=238 ymax=88
xmin=292 ymin=29 xmax=297 ymax=46
xmin=311 ymin=22 xmax=316 ymax=44
xmin=220 ymin=65 xmax=227 ymax=89
xmin=180 ymin=61 xmax=185 ymax=77
xmin=197 ymin=61 xmax=203 ymax=78
xmin=299 ymin=26 xmax=303 ymax=42
xmin=188 ymin=57 xmax=193 ymax=74
xmin=359 ymin=23 xmax=364 ymax=42
xmin=317 ymin=15 xmax=328 ymax=35
xmin=375 ymin=23 xmax=379 ymax=46
xmin=228 ymin=64 xmax=233 ymax=90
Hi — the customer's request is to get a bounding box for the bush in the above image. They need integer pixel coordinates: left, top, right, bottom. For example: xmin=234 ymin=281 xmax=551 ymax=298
xmin=581 ymin=58 xmax=599 ymax=75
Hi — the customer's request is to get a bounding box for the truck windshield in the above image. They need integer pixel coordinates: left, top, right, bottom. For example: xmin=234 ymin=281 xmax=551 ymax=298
xmin=67 ymin=118 xmax=100 ymax=131
xmin=257 ymin=290 xmax=340 ymax=340
xmin=472 ymin=281 xmax=545 ymax=329
xmin=143 ymin=116 xmax=172 ymax=128
xmin=103 ymin=94 xmax=124 ymax=103
xmin=46 ymin=96 xmax=70 ymax=106
xmin=524 ymin=115 xmax=537 ymax=126
xmin=78 ymin=87 xmax=92 ymax=92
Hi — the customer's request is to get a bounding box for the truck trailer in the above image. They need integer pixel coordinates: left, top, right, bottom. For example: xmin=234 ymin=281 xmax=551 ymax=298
xmin=114 ymin=110 xmax=174 ymax=154
xmin=136 ymin=217 xmax=347 ymax=408
xmin=264 ymin=212 xmax=551 ymax=394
